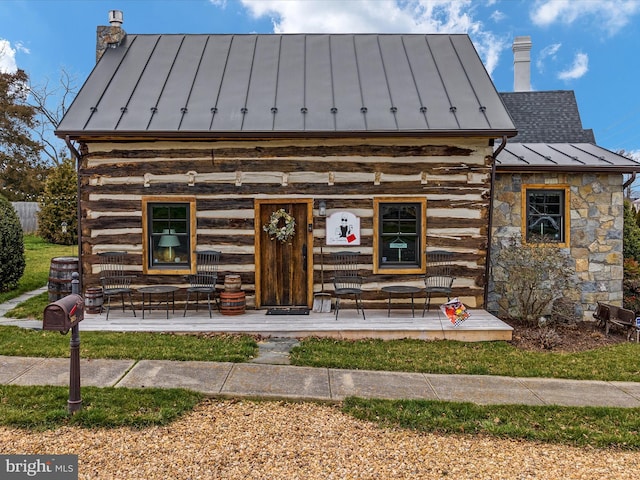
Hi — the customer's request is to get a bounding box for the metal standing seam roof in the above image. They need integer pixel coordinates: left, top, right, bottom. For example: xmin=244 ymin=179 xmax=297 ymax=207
xmin=495 ymin=142 xmax=640 ymax=172
xmin=55 ymin=33 xmax=516 ymax=139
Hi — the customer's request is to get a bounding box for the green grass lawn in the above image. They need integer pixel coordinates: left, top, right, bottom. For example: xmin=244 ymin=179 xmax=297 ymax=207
xmin=0 ymin=235 xmax=76 ymax=305
xmin=290 ymin=337 xmax=640 ymax=382
xmin=343 ymin=397 xmax=640 ymax=449
xmin=0 ymin=325 xmax=258 ymax=361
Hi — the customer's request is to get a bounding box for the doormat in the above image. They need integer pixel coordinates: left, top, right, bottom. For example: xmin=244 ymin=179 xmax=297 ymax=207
xmin=266 ymin=307 xmax=310 ymax=315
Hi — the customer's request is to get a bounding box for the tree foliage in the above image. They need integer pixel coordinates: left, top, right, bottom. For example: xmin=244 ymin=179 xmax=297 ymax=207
xmin=0 ymin=70 xmax=47 ymax=201
xmin=623 ymin=200 xmax=640 ymax=261
xmin=37 ymin=158 xmax=77 ymax=245
xmin=0 ymin=194 xmax=26 ymax=291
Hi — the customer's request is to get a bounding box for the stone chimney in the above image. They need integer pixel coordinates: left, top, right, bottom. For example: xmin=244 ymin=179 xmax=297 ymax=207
xmin=96 ymin=10 xmax=126 ymax=63
xmin=512 ymin=36 xmax=532 ymax=92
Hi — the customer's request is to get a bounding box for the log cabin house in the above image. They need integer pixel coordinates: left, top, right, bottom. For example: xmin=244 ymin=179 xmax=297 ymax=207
xmin=55 ymin=15 xmax=639 ymax=320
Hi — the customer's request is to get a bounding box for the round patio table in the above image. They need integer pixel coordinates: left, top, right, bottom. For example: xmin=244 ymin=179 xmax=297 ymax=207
xmin=138 ymin=285 xmax=179 ymax=319
xmin=381 ymin=286 xmax=423 ymax=317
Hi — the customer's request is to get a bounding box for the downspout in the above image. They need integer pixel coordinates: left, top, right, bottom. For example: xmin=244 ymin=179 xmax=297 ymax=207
xmin=65 ymin=135 xmax=83 ymax=293
xmin=623 ymin=172 xmax=636 ymax=200
xmin=484 ymin=136 xmax=507 ymax=313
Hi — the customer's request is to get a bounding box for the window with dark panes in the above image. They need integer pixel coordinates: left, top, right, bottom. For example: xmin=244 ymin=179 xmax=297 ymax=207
xmin=378 ymin=203 xmax=422 ymax=268
xmin=526 ymin=189 xmax=565 ymax=243
xmin=148 ymin=203 xmax=190 ymax=269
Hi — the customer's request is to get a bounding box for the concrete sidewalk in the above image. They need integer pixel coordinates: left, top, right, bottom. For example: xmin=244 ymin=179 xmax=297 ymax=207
xmin=2 ymin=355 xmax=640 ymax=407
xmin=1 ymin=289 xmax=639 ymax=408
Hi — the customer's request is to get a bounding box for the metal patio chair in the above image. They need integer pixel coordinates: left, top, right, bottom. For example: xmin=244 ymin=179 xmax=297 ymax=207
xmin=98 ymin=251 xmax=137 ymax=320
xmin=331 ymin=251 xmax=366 ymax=320
xmin=183 ymin=250 xmax=221 ymax=318
xmin=422 ymin=250 xmax=455 ymax=316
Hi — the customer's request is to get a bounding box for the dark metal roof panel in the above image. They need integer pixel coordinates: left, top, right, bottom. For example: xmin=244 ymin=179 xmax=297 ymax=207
xmin=86 ymin=35 xmax=164 ymax=131
xmin=59 ymin=40 xmax=130 ymax=130
xmin=401 ymin=36 xmax=456 ymax=130
xmin=496 ymin=143 xmax=640 ymax=172
xmin=303 ymin=35 xmax=336 ymax=131
xmin=211 ymin=35 xmax=256 ymax=131
xmin=242 ymin=35 xmax=281 ymax=131
xmin=378 ymin=36 xmax=427 ymax=130
xmin=451 ymin=35 xmax=514 ymax=130
xmin=154 ymin=35 xmax=209 ymax=130
xmin=181 ymin=35 xmax=232 ymax=131
xmin=57 ymin=33 xmax=517 ymax=137
xmin=273 ymin=35 xmax=305 ymax=131
xmin=354 ymin=35 xmax=397 ymax=130
xmin=134 ymin=35 xmax=188 ymax=131
xmin=331 ymin=35 xmax=367 ymax=131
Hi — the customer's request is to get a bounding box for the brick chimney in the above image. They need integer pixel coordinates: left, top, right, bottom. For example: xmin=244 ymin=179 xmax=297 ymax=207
xmin=96 ymin=10 xmax=126 ymax=63
xmin=512 ymin=36 xmax=532 ymax=92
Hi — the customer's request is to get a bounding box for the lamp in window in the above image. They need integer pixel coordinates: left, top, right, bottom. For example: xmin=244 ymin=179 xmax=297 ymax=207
xmin=158 ymin=229 xmax=180 ymax=262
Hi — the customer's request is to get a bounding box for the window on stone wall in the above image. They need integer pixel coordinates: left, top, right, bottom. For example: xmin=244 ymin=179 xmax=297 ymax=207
xmin=522 ymin=186 xmax=570 ymax=246
xmin=142 ymin=197 xmax=196 ymax=273
xmin=373 ymin=197 xmax=427 ymax=274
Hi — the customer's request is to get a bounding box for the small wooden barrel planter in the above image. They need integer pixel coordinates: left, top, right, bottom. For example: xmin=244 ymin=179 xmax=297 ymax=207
xmin=224 ymin=274 xmax=242 ymax=292
xmin=47 ymin=257 xmax=79 ymax=302
xmin=219 ymin=291 xmax=246 ymax=315
xmin=84 ymin=287 xmax=104 ymax=314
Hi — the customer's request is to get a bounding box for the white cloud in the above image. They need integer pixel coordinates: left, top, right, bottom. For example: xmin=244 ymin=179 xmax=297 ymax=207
xmin=558 ymin=52 xmax=588 ymax=80
xmin=535 ymin=42 xmax=561 ymax=72
xmin=239 ymin=0 xmax=507 ymax=74
xmin=490 ymin=9 xmax=505 ymax=22
xmin=0 ymin=38 xmax=18 ymax=73
xmin=531 ymin=0 xmax=640 ymax=36
xmin=240 ymin=0 xmax=478 ymax=34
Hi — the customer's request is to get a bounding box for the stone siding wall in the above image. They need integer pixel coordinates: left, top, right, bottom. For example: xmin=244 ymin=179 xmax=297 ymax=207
xmin=488 ymin=172 xmax=624 ymax=321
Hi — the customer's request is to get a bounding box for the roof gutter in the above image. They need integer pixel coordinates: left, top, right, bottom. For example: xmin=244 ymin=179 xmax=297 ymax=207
xmin=54 ymin=129 xmax=519 ymax=142
xmin=484 ymin=136 xmax=507 ymax=313
xmin=65 ymin=135 xmax=83 ymax=293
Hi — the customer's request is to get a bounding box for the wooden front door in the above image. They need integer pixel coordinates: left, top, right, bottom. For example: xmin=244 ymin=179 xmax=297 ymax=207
xmin=255 ymin=199 xmax=313 ymax=308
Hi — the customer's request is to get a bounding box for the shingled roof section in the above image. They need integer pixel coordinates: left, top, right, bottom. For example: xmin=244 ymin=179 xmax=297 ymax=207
xmin=494 ymin=90 xmax=639 ymax=173
xmin=56 ymin=33 xmax=516 ymax=139
xmin=499 ymin=91 xmax=595 ymax=143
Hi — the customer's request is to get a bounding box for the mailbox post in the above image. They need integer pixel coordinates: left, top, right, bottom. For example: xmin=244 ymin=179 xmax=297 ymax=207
xmin=43 ymin=272 xmax=84 ymax=414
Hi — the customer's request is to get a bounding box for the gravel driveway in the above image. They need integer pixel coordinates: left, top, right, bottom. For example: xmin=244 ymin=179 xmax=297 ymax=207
xmin=2 ymin=400 xmax=638 ymax=479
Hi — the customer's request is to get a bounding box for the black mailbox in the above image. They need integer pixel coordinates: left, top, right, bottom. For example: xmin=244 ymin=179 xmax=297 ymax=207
xmin=43 ymin=294 xmax=84 ymax=333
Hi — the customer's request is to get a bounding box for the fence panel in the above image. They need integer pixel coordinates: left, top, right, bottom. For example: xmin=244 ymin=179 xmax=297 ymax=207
xmin=11 ymin=202 xmax=39 ymax=234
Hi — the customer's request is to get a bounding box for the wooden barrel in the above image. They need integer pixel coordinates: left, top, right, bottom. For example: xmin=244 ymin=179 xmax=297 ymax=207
xmin=48 ymin=257 xmax=79 ymax=302
xmin=224 ymin=274 xmax=242 ymax=292
xmin=219 ymin=291 xmax=246 ymax=315
xmin=84 ymin=287 xmax=103 ymax=314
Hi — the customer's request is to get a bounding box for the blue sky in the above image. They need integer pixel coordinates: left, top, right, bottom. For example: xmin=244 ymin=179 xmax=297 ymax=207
xmin=1 ymin=0 xmax=639 ymax=161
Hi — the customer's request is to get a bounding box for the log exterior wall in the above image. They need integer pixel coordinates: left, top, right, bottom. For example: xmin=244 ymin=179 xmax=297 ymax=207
xmin=79 ymin=137 xmax=494 ymax=310
xmin=488 ymin=172 xmax=625 ymax=321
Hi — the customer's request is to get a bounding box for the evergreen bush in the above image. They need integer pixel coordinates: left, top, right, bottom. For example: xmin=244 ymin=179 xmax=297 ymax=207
xmin=623 ymin=200 xmax=640 ymax=261
xmin=0 ymin=194 xmax=26 ymax=292
xmin=37 ymin=158 xmax=77 ymax=245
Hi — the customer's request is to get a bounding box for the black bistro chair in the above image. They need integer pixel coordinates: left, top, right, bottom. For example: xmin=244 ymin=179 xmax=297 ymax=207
xmin=183 ymin=250 xmax=221 ymax=318
xmin=98 ymin=251 xmax=137 ymax=320
xmin=331 ymin=251 xmax=366 ymax=320
xmin=422 ymin=250 xmax=455 ymax=316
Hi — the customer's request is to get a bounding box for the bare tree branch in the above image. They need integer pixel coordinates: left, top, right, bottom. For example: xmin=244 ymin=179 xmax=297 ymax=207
xmin=27 ymin=68 xmax=78 ymax=166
